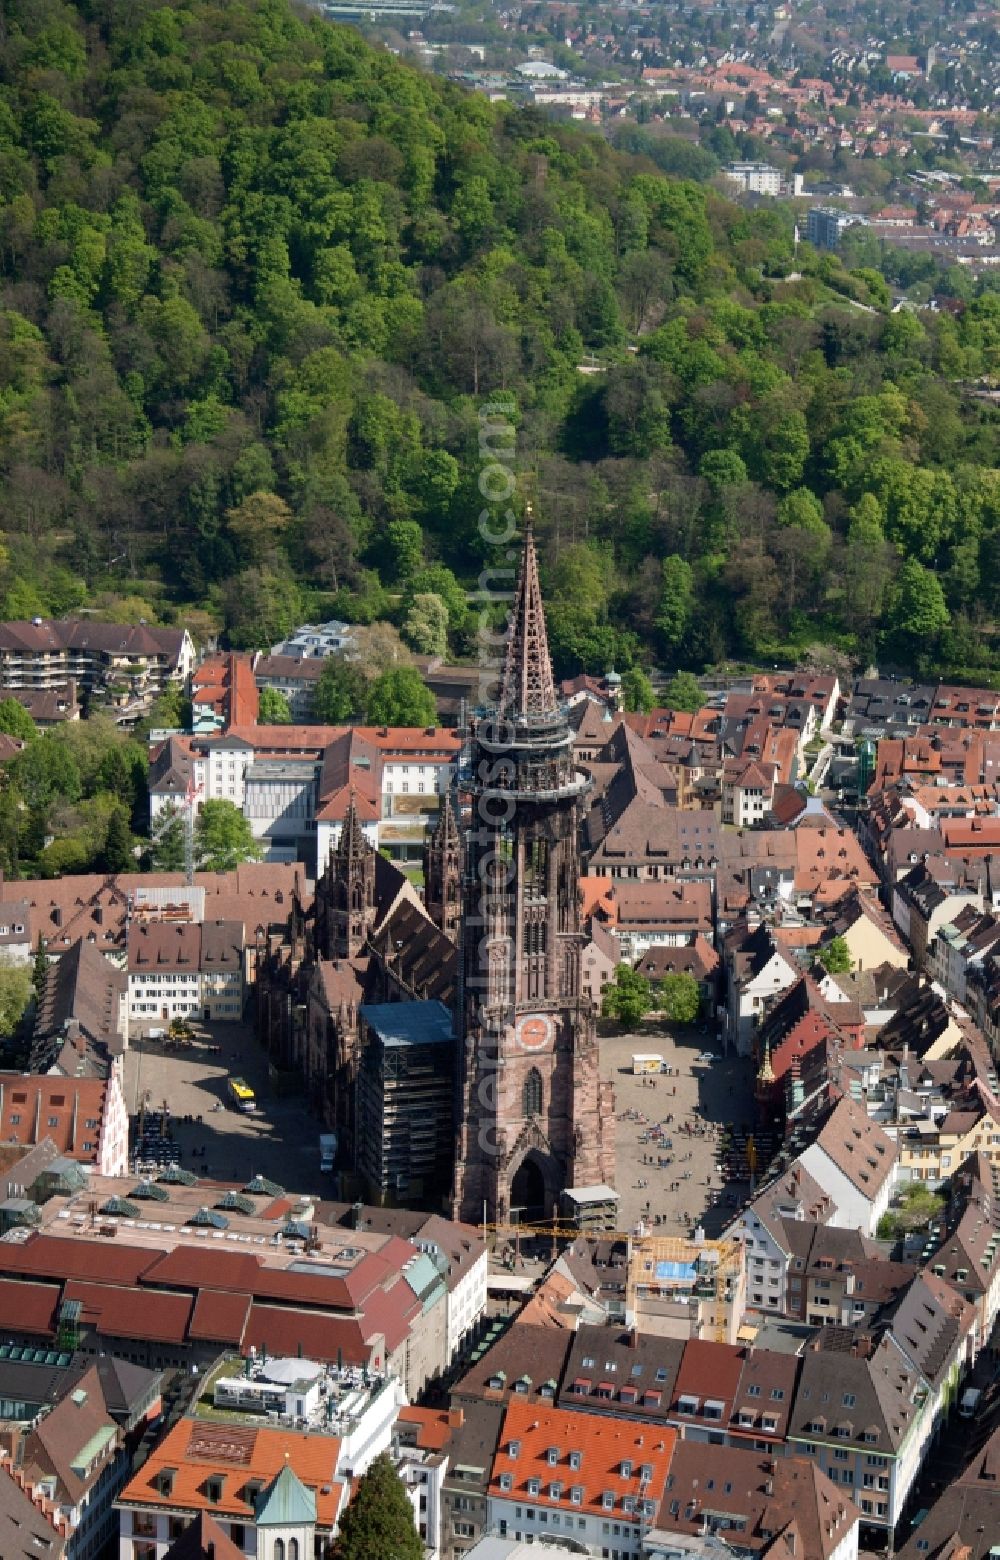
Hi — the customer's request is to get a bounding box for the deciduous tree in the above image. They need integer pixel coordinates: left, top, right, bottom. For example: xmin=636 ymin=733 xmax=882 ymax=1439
xmin=655 ymin=971 xmax=701 ymax=1024
xmin=0 ymin=699 xmax=36 ymax=744
xmin=663 ymin=671 xmax=704 ymax=713
xmin=366 ymin=666 xmax=437 ymax=727
xmin=194 ymin=799 xmax=263 ymax=872
xmin=311 ymin=659 xmax=369 ymax=724
xmin=815 ymin=935 xmax=852 ymax=975
xmin=257 ymin=687 xmax=292 ymax=723
xmin=602 ymin=964 xmax=652 ymax=1027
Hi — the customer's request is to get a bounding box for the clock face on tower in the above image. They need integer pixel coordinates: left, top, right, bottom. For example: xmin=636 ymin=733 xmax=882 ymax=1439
xmin=517 ymin=1013 xmax=554 ymax=1051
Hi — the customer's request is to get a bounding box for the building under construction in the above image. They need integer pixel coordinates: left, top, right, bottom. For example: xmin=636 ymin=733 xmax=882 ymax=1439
xmin=627 ymin=1230 xmax=747 ymax=1345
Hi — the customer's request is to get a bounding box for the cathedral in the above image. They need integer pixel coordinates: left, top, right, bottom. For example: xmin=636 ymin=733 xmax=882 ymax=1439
xmin=451 ymin=524 xmax=615 ymax=1225
xmin=256 ymin=526 xmax=614 ymax=1219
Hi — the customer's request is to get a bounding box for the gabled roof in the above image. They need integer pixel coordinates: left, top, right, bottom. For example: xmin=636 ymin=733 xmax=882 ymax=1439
xmin=0 ymin=1076 xmax=112 ymax=1165
xmin=489 ymin=1399 xmax=675 ymax=1515
xmin=22 ymin=1363 xmax=118 ymax=1506
xmin=118 ymin=1418 xmax=344 ymax=1531
xmin=884 ymin=1270 xmax=975 ymax=1388
xmin=658 ymin=1443 xmax=858 ymax=1559
xmin=0 ymin=1462 xmax=66 ymax=1559
xmin=31 ymin=939 xmax=126 ymax=1073
xmin=254 ymin=1462 xmax=316 ymax=1527
xmin=808 ymin=1095 xmax=896 ymax=1200
xmin=741 ymin=1163 xmax=835 ymax=1250
xmin=162 ymin=1511 xmax=243 ymax=1560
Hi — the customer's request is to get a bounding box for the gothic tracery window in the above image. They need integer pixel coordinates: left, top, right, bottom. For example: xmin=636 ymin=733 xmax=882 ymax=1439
xmin=524 ymin=1067 xmax=543 ymax=1117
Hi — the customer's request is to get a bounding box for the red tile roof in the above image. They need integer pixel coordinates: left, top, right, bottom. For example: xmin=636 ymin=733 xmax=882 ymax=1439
xmin=0 ymin=1278 xmax=61 ymax=1335
xmin=188 ymin=1288 xmax=252 ymax=1345
xmin=397 ymin=1406 xmax=452 ymax=1452
xmin=489 ymin=1400 xmax=675 ymax=1517
xmin=119 ymin=1418 xmax=345 ymax=1531
xmin=63 ymin=1280 xmax=193 ymax=1344
xmin=359 ymin=1278 xmax=418 ymax=1356
xmin=242 ymin=1305 xmax=372 ymax=1368
xmin=140 ymin=1246 xmax=261 ymax=1294
xmin=671 ymin=1339 xmax=745 ymax=1414
xmin=0 ymin=1077 xmax=111 ymax=1164
xmin=0 ymin=1235 xmax=163 ymax=1287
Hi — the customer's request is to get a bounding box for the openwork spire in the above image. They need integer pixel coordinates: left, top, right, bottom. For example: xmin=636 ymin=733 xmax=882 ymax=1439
xmin=337 ymin=790 xmax=367 ymax=862
xmin=757 ymin=1036 xmax=775 ymax=1086
xmin=497 ymin=516 xmax=559 ymax=723
xmin=436 ymin=788 xmax=459 ymax=846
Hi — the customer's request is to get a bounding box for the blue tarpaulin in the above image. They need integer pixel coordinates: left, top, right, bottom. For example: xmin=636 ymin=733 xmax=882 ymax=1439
xmin=655 ymin=1261 xmax=697 ymax=1281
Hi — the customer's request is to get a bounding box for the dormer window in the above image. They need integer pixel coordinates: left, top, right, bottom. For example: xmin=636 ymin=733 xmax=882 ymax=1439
xmin=499 ymin=1472 xmax=512 ymax=1492
xmin=547 ymin=1447 xmax=559 ymax=1466
xmin=526 ymin=1478 xmax=540 ymax=1497
xmin=570 ymin=1485 xmax=583 ymax=1505
xmin=602 ymin=1490 xmax=615 ymax=1510
xmin=569 ymin=1450 xmax=582 ymax=1471
xmin=508 ymin=1440 xmax=520 ymax=1460
xmin=550 ymin=1481 xmax=562 ymax=1500
xmin=621 ymin=1460 xmax=632 ymax=1479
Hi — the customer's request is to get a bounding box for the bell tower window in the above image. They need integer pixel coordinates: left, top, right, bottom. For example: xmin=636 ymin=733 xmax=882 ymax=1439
xmin=524 ymin=1068 xmax=543 ymax=1117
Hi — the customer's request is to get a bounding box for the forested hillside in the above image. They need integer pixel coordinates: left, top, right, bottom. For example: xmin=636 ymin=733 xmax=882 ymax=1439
xmin=1 ymin=0 xmax=999 ymax=681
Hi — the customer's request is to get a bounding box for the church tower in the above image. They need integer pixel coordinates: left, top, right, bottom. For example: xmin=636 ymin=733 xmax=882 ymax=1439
xmin=423 ymin=790 xmax=462 ymax=943
xmin=452 ymin=523 xmax=615 ymax=1226
xmin=316 ymin=795 xmax=376 ymax=960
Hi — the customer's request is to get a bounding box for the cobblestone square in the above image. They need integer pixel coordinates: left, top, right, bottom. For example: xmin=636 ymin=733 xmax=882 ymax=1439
xmin=599 ymin=1021 xmax=756 ymax=1236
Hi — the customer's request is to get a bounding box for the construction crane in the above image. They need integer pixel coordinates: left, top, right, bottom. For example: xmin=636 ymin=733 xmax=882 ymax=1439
xmin=627 ymin=1231 xmax=745 ymax=1345
xmin=482 ymin=1221 xmax=744 ymax=1345
xmin=183 ymin=772 xmax=204 ymax=885
xmin=481 ymin=1219 xmax=638 ymax=1266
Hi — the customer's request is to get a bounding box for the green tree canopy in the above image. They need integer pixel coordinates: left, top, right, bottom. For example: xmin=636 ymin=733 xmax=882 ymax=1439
xmin=151 ymin=803 xmax=187 ymax=874
xmin=621 ymin=666 xmax=655 ymax=714
xmin=0 ymin=960 xmax=31 ymax=1040
xmin=366 ymin=666 xmax=437 ymax=727
xmin=402 ymin=592 xmax=449 ymax=658
xmin=0 ymin=699 xmax=37 ymax=744
xmin=815 ymin=935 xmax=853 ymax=975
xmin=194 ymin=799 xmax=263 ymax=872
xmin=257 ymin=686 xmax=292 ymax=723
xmin=102 ymin=806 xmax=134 ymax=872
xmin=602 ymin=964 xmax=652 ymax=1026
xmin=655 ymin=971 xmax=701 ymax=1024
xmin=312 ymin=658 xmax=369 ymax=724
xmin=663 ymin=672 xmax=704 ymax=714
xmin=332 ymin=1452 xmax=423 ymax=1560
xmin=9 ymin=737 xmax=82 ymax=814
